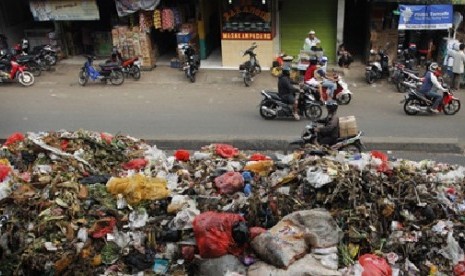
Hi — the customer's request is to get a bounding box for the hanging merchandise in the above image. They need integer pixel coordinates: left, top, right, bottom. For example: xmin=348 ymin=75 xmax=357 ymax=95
xmin=162 ymin=8 xmax=175 ymax=31
xmin=139 ymin=11 xmax=153 ymax=33
xmin=154 ymin=9 xmax=162 ymax=29
xmin=173 ymin=8 xmax=182 ymax=26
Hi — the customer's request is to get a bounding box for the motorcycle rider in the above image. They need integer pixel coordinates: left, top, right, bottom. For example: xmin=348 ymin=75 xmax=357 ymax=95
xmin=315 ymin=102 xmax=339 ymax=145
xmin=304 ymin=56 xmax=322 ymax=102
xmin=418 ymin=62 xmax=446 ymax=114
xmin=278 ymin=66 xmax=300 ymax=120
xmin=314 ymin=57 xmax=337 ymax=102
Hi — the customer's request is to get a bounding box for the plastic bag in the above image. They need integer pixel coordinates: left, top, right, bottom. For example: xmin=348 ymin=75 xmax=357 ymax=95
xmin=215 ymin=171 xmax=244 ymax=194
xmin=174 ymin=149 xmax=190 ymax=161
xmin=358 ymin=254 xmax=392 ymax=276
xmin=122 ymin=158 xmax=148 ymax=170
xmin=106 ymin=175 xmax=169 ymax=204
xmin=100 ymin=132 xmax=113 ymax=144
xmin=249 ymin=153 xmax=271 ymax=161
xmin=216 ymin=144 xmax=239 ymax=158
xmin=0 ymin=164 xmax=11 ymax=182
xmin=306 ymin=166 xmax=332 ymax=188
xmin=193 ymin=211 xmax=246 ymax=258
xmin=3 ymin=132 xmax=24 ymax=146
xmin=371 ymin=151 xmax=391 ymax=173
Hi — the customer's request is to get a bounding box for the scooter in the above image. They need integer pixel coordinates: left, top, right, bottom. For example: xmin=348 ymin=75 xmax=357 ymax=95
xmin=121 ymin=57 xmax=141 ymax=80
xmin=78 ymin=55 xmax=124 ymax=86
xmin=181 ymin=44 xmax=200 ymax=83
xmin=0 ymin=57 xmax=34 ymax=87
xmin=32 ymin=45 xmax=58 ymax=66
xmin=240 ymin=42 xmax=261 ymax=86
xmin=287 ymin=121 xmax=363 ymax=154
xmin=401 ymin=87 xmax=461 ymax=115
xmin=304 ymin=75 xmax=352 ymax=105
xmin=365 ymin=43 xmax=391 ymax=84
xmin=259 ymin=88 xmax=323 ymax=120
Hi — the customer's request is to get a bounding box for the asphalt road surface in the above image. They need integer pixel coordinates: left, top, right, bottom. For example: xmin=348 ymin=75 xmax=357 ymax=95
xmin=1 ymin=63 xmax=465 ymax=153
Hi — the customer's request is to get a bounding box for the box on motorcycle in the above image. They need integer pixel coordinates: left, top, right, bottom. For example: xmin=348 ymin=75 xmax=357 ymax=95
xmin=339 ymin=116 xmax=358 ymax=138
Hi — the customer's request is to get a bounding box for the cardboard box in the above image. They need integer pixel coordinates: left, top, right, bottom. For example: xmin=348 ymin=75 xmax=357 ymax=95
xmin=339 ymin=116 xmax=358 ymax=138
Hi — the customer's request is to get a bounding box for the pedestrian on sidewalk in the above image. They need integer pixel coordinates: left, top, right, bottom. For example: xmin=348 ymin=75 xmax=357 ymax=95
xmin=447 ymin=43 xmax=465 ymax=90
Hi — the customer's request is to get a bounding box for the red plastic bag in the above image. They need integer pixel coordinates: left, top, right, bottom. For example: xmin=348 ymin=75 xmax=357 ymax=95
xmin=193 ymin=211 xmax=246 ymax=258
xmin=371 ymin=151 xmax=391 ymax=173
xmin=174 ymin=149 xmax=190 ymax=161
xmin=214 ymin=171 xmax=244 ymax=194
xmin=122 ymin=158 xmax=148 ymax=170
xmin=359 ymin=254 xmax=392 ymax=276
xmin=215 ymin=144 xmax=239 ymax=158
xmin=0 ymin=164 xmax=11 ymax=182
xmin=3 ymin=132 xmax=24 ymax=146
xmin=60 ymin=139 xmax=69 ymax=151
xmin=455 ymin=261 xmax=465 ymax=276
xmin=101 ymin=132 xmax=113 ymax=144
xmin=89 ymin=217 xmax=117 ymax=238
xmin=249 ymin=153 xmax=271 ymax=161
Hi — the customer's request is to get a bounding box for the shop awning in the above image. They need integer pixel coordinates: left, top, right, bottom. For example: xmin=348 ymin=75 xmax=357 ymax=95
xmin=115 ymin=0 xmax=161 ymax=17
xmin=29 ymin=0 xmax=100 ymax=21
xmin=398 ymin=4 xmax=453 ymax=30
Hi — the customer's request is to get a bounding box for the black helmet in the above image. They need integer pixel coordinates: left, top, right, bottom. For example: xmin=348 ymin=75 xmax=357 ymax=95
xmin=282 ymin=66 xmax=291 ymax=76
xmin=326 ymin=102 xmax=338 ymax=113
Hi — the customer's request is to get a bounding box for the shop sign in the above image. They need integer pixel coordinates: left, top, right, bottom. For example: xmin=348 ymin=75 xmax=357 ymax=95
xmin=223 ymin=5 xmax=271 ymax=23
xmin=29 ymin=0 xmax=99 ymax=21
xmin=115 ymin=0 xmax=160 ymax=17
xmin=398 ymin=4 xmax=453 ymax=30
xmin=221 ymin=32 xmax=272 ymax=40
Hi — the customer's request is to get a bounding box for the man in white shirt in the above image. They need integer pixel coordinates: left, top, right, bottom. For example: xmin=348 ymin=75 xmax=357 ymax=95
xmin=303 ymin=30 xmax=321 ymax=51
xmin=447 ymin=43 xmax=465 ymax=90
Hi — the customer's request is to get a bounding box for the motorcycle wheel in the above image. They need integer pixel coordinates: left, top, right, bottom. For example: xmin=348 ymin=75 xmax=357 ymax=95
xmin=189 ymin=68 xmax=196 ymax=83
xmin=132 ymin=66 xmax=141 ymax=80
xmin=39 ymin=59 xmax=51 ymax=71
xmin=244 ymin=72 xmax=252 ymax=87
xmin=110 ymin=70 xmax=124 ymax=85
xmin=341 ymin=144 xmax=361 ymax=154
xmin=27 ymin=61 xmax=41 ymax=77
xmin=18 ymin=71 xmax=34 ymax=87
xmin=78 ymin=70 xmax=88 ymax=86
xmin=365 ymin=72 xmax=375 ymax=84
xmin=255 ymin=64 xmax=262 ymax=74
xmin=304 ymin=104 xmax=322 ymax=120
xmin=443 ymin=99 xmax=461 ymax=115
xmin=396 ymin=81 xmax=404 ymax=93
xmin=337 ymin=94 xmax=352 ymax=105
xmin=403 ymin=98 xmax=419 ymax=115
xmin=259 ymin=101 xmax=277 ymax=120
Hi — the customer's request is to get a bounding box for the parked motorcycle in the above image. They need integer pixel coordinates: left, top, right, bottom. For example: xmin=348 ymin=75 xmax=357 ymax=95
xmin=287 ymin=121 xmax=363 ymax=154
xmin=240 ymin=42 xmax=261 ymax=86
xmin=304 ymin=74 xmax=352 ymax=105
xmin=401 ymin=87 xmax=461 ymax=115
xmin=10 ymin=53 xmax=42 ymax=77
xmin=32 ymin=44 xmax=58 ymax=66
xmin=181 ymin=44 xmax=200 ymax=83
xmin=365 ymin=43 xmax=391 ymax=84
xmin=259 ymin=88 xmax=323 ymax=120
xmin=121 ymin=57 xmax=141 ymax=80
xmin=391 ymin=63 xmax=421 ymax=93
xmin=0 ymin=52 xmax=34 ymax=86
xmin=78 ymin=56 xmax=124 ymax=86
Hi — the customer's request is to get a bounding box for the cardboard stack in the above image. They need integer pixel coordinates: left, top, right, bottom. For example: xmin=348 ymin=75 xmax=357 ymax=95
xmin=112 ymin=26 xmax=156 ymax=70
xmin=339 ymin=116 xmax=358 ymax=138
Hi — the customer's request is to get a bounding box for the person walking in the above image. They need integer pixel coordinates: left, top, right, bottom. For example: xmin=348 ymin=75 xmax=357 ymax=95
xmin=447 ymin=43 xmax=465 ymax=90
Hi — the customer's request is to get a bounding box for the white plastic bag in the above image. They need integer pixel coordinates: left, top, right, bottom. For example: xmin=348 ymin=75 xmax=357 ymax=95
xmin=306 ymin=166 xmax=332 ymax=188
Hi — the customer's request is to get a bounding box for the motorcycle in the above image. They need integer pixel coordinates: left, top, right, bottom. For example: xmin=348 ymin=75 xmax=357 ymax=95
xmin=259 ymin=88 xmax=323 ymax=120
xmin=240 ymin=42 xmax=261 ymax=86
xmin=121 ymin=57 xmax=141 ymax=80
xmin=7 ymin=51 xmax=42 ymax=77
xmin=304 ymin=74 xmax=352 ymax=105
xmin=32 ymin=45 xmax=58 ymax=66
xmin=287 ymin=121 xmax=364 ymax=154
xmin=181 ymin=44 xmax=200 ymax=83
xmin=365 ymin=43 xmax=391 ymax=84
xmin=401 ymin=87 xmax=461 ymax=115
xmin=391 ymin=63 xmax=421 ymax=93
xmin=0 ymin=58 xmax=35 ymax=87
xmin=78 ymin=55 xmax=124 ymax=86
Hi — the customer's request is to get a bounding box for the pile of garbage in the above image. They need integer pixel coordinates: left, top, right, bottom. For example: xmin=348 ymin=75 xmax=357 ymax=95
xmin=1 ymin=130 xmax=465 ymax=275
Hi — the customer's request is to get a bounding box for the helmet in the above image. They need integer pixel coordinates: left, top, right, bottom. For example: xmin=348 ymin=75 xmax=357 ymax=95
xmin=0 ymin=49 xmax=6 ymax=57
xmin=408 ymin=43 xmax=416 ymax=50
xmin=429 ymin=62 xmax=439 ymax=72
xmin=326 ymin=102 xmax=338 ymax=114
xmin=282 ymin=66 xmax=291 ymax=76
xmin=320 ymin=56 xmax=328 ymax=62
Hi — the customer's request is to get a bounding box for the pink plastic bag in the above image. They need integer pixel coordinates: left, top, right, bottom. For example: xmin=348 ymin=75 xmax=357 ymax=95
xmin=214 ymin=171 xmax=244 ymax=194
xmin=359 ymin=254 xmax=392 ymax=276
xmin=215 ymin=144 xmax=239 ymax=158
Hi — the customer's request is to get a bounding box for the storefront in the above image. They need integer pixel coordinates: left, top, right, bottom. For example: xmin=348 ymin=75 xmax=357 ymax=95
xmin=219 ymin=0 xmax=277 ymax=68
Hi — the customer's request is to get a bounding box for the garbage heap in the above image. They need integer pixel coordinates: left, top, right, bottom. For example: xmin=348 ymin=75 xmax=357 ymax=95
xmin=1 ymin=130 xmax=465 ymax=276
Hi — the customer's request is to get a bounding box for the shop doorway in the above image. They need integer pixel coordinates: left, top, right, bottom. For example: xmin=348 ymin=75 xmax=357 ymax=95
xmin=202 ymin=8 xmax=222 ymax=68
xmin=343 ymin=0 xmax=369 ymax=63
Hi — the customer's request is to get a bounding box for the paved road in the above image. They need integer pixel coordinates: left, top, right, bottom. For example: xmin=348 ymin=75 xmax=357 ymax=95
xmin=0 ymin=61 xmax=464 ymax=153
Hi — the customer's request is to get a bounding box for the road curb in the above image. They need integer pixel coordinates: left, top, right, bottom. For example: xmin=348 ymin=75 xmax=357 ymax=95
xmin=145 ymin=137 xmax=464 ymax=153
